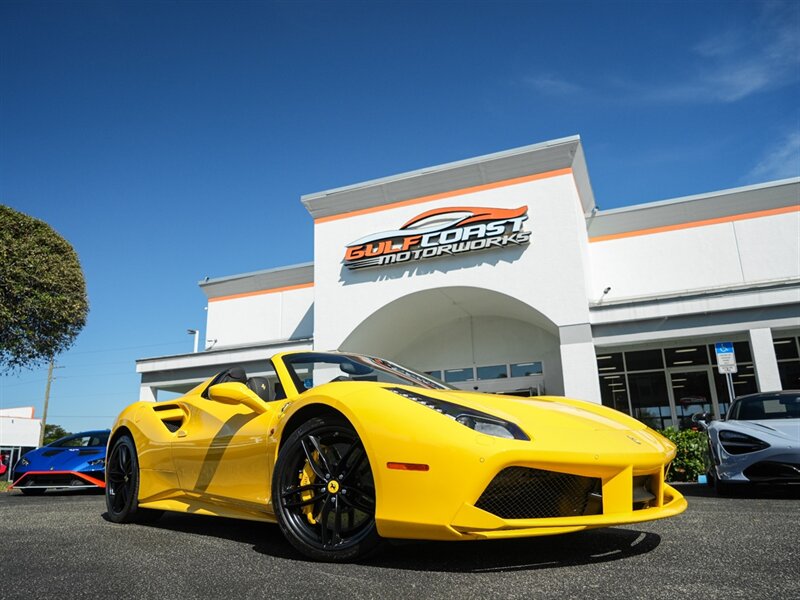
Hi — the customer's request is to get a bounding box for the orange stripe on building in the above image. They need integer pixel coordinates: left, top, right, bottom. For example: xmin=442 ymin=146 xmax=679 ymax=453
xmin=589 ymin=204 xmax=800 ymax=243
xmin=315 ymin=167 xmax=574 ymax=224
xmin=208 ymin=281 xmax=314 ymax=303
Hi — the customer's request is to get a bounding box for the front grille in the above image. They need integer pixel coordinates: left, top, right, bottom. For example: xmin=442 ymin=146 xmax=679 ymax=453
xmin=18 ymin=473 xmax=102 ymax=488
xmin=743 ymin=461 xmax=800 ymax=482
xmin=475 ymin=467 xmax=601 ymax=519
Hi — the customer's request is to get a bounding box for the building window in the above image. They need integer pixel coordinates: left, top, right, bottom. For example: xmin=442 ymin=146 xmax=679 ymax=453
xmin=599 ymin=375 xmax=629 ymax=413
xmin=665 ymin=346 xmax=709 ymax=367
xmin=444 ymin=368 xmax=474 ymax=383
xmin=627 ymin=371 xmax=672 ymax=430
xmin=596 ymin=353 xmax=624 ymax=373
xmin=624 ymin=349 xmax=663 ymax=371
xmin=598 ymin=340 xmax=758 ymax=429
xmin=476 ymin=365 xmax=508 ymax=380
xmin=671 ymin=371 xmax=714 ymax=429
xmin=510 ymin=362 xmax=543 ymax=377
xmin=778 ymin=361 xmax=800 ymax=389
xmin=775 ymin=336 xmax=800 ymax=389
xmin=774 ymin=337 xmax=799 ymax=360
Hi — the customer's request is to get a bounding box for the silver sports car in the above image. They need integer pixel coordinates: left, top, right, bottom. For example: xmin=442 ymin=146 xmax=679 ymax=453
xmin=701 ymin=391 xmax=800 ymax=494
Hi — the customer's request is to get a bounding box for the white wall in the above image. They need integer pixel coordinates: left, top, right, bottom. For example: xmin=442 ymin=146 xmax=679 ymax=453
xmin=313 ymin=173 xmax=594 ymax=350
xmin=589 ymin=211 xmax=800 ymax=301
xmin=0 ymin=415 xmax=41 ymax=447
xmin=736 ymin=211 xmax=800 ymax=282
xmin=206 ymin=286 xmax=314 ymax=348
xmin=393 ymin=315 xmax=564 ymax=393
xmin=311 ymin=171 xmax=600 ymax=401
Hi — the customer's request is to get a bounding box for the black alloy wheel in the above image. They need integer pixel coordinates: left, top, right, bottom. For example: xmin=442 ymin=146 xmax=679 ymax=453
xmin=272 ymin=417 xmax=380 ymax=562
xmin=105 ymin=433 xmax=162 ymax=523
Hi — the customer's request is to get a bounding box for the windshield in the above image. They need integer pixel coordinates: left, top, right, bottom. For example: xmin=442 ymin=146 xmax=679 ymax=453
xmin=282 ymin=352 xmax=452 ymax=392
xmin=730 ymin=393 xmax=800 ymax=421
xmin=50 ymin=432 xmax=109 ymax=447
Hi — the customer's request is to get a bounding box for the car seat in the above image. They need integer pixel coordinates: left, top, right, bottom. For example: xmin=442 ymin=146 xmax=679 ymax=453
xmin=218 ymin=367 xmax=247 ymax=384
xmin=246 ymin=377 xmax=273 ymax=402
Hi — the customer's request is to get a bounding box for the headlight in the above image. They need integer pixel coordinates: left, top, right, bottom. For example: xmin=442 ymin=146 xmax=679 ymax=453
xmin=388 ymin=387 xmax=529 ymax=441
xmin=718 ymin=430 xmax=770 ymax=455
xmin=17 ymin=457 xmax=30 ymax=467
xmin=88 ymin=458 xmax=105 ymax=467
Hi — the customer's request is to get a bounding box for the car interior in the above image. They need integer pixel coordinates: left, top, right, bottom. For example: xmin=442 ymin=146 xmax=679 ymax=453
xmin=203 ymin=366 xmax=284 ymax=402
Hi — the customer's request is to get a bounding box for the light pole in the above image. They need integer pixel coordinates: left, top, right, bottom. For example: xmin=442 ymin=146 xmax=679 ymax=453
xmin=187 ymin=329 xmax=199 ymax=353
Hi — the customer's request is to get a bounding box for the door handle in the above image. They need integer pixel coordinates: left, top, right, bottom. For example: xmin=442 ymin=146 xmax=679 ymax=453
xmin=176 ymin=430 xmax=187 ymax=438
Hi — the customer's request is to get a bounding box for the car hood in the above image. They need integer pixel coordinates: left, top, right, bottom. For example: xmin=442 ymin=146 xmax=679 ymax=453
xmin=418 ymin=387 xmax=673 ymax=456
xmin=309 ymin=382 xmax=675 ymax=457
xmin=725 ymin=418 xmax=800 ymax=442
xmin=22 ymin=446 xmax=105 ymax=470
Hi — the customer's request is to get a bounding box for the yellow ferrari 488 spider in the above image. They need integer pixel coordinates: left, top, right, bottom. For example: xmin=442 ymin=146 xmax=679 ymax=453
xmin=106 ymin=351 xmax=686 ymax=561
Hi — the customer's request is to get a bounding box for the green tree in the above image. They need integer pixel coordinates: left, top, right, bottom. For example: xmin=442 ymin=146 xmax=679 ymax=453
xmin=43 ymin=423 xmax=71 ymax=445
xmin=0 ymin=205 xmax=88 ymax=371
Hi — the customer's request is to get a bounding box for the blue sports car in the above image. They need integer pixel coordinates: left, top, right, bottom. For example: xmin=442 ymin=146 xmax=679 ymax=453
xmin=10 ymin=430 xmax=109 ymax=495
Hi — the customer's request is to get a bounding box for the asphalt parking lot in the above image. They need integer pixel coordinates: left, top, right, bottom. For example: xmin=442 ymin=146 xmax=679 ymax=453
xmin=0 ymin=484 xmax=797 ymax=600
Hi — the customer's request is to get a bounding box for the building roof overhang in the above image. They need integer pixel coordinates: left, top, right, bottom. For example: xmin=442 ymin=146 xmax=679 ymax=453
xmin=587 ymin=178 xmax=800 ymax=242
xmin=198 ymin=262 xmax=313 ymax=301
xmin=301 ymin=135 xmax=596 ymax=221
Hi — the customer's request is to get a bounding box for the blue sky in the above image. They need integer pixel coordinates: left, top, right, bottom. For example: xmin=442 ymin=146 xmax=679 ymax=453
xmin=1 ymin=0 xmax=798 ymax=435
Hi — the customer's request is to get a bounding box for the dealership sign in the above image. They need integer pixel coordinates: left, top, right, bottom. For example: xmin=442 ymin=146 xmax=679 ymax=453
xmin=343 ymin=206 xmax=530 ymax=270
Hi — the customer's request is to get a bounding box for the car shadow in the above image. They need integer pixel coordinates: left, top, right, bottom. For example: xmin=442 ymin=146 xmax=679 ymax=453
xmin=362 ymin=528 xmax=660 ymax=572
xmin=672 ymin=482 xmax=800 ymax=499
xmin=101 ymin=510 xmax=300 ymax=559
xmin=101 ymin=507 xmax=661 ymax=571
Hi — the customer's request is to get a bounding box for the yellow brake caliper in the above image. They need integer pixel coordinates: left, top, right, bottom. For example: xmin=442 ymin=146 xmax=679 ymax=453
xmin=300 ymin=458 xmax=318 ymax=525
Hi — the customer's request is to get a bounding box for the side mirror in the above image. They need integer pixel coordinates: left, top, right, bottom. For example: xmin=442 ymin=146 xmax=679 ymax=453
xmin=208 ymin=382 xmax=267 ymax=414
xmin=691 ymin=411 xmax=713 ymax=429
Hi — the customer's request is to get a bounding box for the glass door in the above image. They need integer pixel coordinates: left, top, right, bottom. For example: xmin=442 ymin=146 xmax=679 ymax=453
xmin=669 ymin=369 xmax=718 ymax=429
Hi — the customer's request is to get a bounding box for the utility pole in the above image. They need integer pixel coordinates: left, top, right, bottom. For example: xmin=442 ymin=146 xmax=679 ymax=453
xmin=39 ymin=358 xmax=55 ymax=447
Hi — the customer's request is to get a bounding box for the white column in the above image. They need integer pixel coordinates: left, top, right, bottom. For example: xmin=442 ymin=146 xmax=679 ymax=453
xmin=749 ymin=328 xmax=782 ymax=392
xmin=139 ymin=385 xmax=158 ymax=402
xmin=559 ymin=324 xmax=601 ymax=403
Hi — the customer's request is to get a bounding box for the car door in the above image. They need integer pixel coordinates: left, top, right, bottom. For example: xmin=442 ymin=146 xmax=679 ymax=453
xmin=171 ymin=392 xmax=278 ymax=510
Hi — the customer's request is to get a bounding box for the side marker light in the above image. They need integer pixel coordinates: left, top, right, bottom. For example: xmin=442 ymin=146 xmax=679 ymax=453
xmin=387 ymin=462 xmax=430 ymax=471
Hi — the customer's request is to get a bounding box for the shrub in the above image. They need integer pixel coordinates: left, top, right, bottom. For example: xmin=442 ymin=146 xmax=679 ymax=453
xmin=658 ymin=427 xmax=708 ymax=482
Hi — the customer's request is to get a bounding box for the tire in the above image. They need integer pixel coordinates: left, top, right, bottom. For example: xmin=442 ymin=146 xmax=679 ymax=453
xmin=105 ymin=433 xmax=163 ymax=524
xmin=20 ymin=488 xmax=46 ymax=496
xmin=272 ymin=417 xmax=380 ymax=562
xmin=705 ymin=467 xmax=716 ymax=489
xmin=713 ymin=474 xmax=736 ymax=496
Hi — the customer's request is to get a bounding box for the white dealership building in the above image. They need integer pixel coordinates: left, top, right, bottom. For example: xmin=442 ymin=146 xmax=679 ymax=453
xmin=137 ymin=136 xmax=800 ymax=430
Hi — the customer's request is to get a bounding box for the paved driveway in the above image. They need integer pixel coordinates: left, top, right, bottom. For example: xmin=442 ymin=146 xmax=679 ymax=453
xmin=0 ymin=484 xmax=797 ymax=599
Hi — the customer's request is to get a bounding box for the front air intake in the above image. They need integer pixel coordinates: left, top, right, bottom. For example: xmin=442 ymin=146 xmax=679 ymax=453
xmin=475 ymin=467 xmax=601 ymax=519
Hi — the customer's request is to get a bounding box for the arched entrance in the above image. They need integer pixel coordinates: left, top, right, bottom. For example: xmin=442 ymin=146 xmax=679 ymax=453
xmin=339 ymin=287 xmax=563 ymax=395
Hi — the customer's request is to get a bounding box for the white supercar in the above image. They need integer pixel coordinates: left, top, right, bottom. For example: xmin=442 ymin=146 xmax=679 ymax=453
xmin=698 ymin=391 xmax=800 ymax=494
